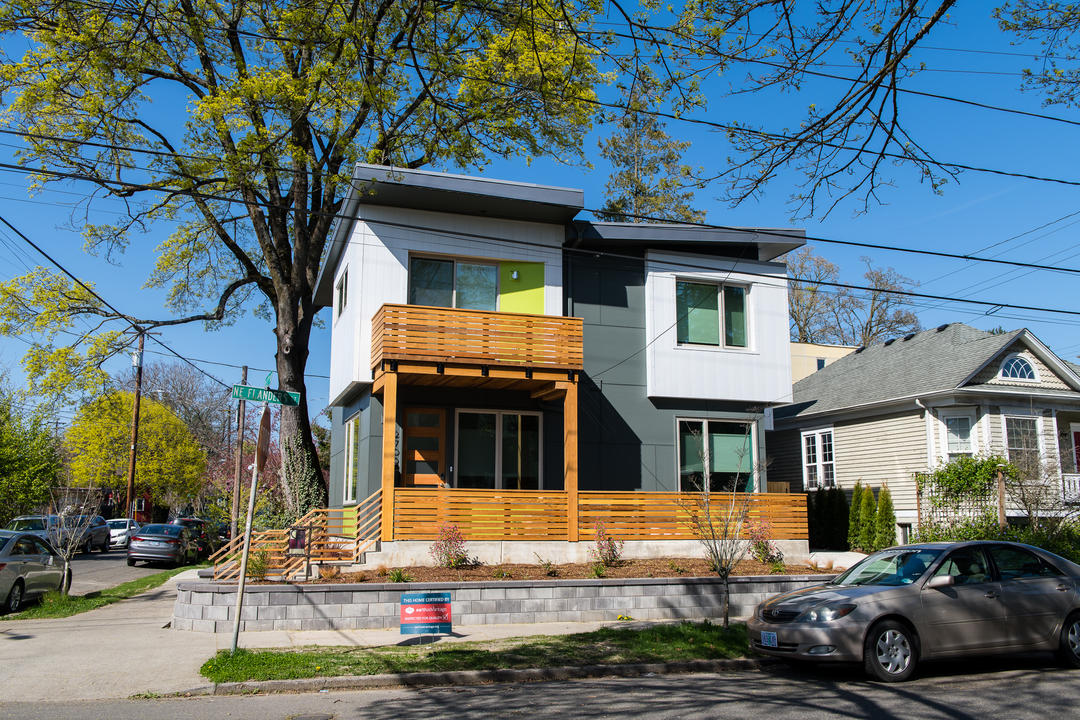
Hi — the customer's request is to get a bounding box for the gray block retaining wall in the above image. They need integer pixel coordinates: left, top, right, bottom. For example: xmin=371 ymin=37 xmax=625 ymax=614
xmin=173 ymin=575 xmax=832 ymax=633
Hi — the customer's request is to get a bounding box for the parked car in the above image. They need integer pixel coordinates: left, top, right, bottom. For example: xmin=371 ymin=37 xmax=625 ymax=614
xmin=168 ymin=518 xmax=219 ymax=558
xmin=68 ymin=515 xmax=111 ymax=553
xmin=106 ymin=518 xmax=140 ymax=548
xmin=4 ymin=515 xmax=68 ymax=548
xmin=127 ymin=524 xmax=199 ymax=567
xmin=748 ymin=541 xmax=1080 ymax=682
xmin=0 ymin=530 xmax=67 ymax=613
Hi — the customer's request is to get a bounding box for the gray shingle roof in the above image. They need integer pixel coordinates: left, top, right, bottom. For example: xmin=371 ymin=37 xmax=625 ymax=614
xmin=776 ymin=323 xmax=1022 ymax=419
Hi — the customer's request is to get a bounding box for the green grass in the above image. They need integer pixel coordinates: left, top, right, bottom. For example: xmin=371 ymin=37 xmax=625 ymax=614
xmin=3 ymin=563 xmax=208 ymax=621
xmin=201 ymin=621 xmax=748 ymax=683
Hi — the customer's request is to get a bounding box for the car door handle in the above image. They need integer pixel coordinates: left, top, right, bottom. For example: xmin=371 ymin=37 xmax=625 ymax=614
xmin=984 ymin=591 xmax=999 ymax=599
xmin=1057 ymin=585 xmax=1070 ymax=592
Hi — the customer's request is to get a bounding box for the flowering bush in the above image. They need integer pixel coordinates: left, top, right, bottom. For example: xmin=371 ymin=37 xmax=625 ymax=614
xmin=429 ymin=523 xmax=470 ymax=568
xmin=589 ymin=522 xmax=624 ymax=567
xmin=746 ymin=517 xmax=783 ymax=565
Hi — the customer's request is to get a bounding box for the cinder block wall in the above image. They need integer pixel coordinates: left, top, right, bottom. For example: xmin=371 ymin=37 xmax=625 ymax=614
xmin=173 ymin=575 xmax=831 ymax=633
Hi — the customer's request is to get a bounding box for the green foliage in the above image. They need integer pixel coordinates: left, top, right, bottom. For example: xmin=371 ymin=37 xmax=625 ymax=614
xmin=589 ymin=522 xmax=624 ymax=567
xmin=874 ymin=486 xmax=897 ymax=550
xmin=65 ymin=391 xmax=206 ymax=510
xmin=535 ymin=553 xmax=559 ymax=577
xmin=914 ymin=516 xmax=1080 ymax=565
xmin=856 ymin=487 xmax=877 ymax=552
xmin=919 ymin=455 xmax=1011 ymax=507
xmin=429 ymin=523 xmax=470 ymax=569
xmin=246 ymin=550 xmax=270 ymax=582
xmin=0 ymin=387 xmax=62 ymax=526
xmin=746 ymin=517 xmax=783 ymax=565
xmin=848 ymin=482 xmax=865 ymax=550
xmin=387 ymin=568 xmax=414 ymax=583
xmin=589 ymin=563 xmax=607 ymax=578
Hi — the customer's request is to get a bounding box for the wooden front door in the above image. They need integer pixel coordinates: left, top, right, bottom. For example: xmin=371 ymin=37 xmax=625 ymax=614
xmin=403 ymin=408 xmax=446 ymax=487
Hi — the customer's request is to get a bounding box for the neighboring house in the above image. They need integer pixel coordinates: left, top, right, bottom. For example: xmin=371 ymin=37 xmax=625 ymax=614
xmin=790 ymin=341 xmax=856 ymax=383
xmin=310 ymin=164 xmax=809 ymax=560
xmin=768 ymin=323 xmax=1080 ymax=541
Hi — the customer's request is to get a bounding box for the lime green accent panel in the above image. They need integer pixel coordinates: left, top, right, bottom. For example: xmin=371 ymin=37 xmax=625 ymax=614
xmin=498 ymin=262 xmax=545 ymax=313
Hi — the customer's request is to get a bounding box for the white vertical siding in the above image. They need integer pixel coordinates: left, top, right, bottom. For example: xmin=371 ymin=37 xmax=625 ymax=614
xmin=644 ymin=251 xmax=792 ymax=403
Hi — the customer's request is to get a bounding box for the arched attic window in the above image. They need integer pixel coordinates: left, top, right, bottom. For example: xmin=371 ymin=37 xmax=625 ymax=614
xmin=1000 ymin=354 xmax=1037 ymax=381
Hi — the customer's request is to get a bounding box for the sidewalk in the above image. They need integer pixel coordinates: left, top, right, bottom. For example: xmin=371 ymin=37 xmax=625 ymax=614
xmin=0 ymin=571 xmax=653 ymax=702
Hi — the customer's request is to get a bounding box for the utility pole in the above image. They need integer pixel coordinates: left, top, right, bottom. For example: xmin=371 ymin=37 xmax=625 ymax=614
xmin=230 ymin=365 xmax=248 ymax=540
xmin=124 ymin=330 xmax=145 ymax=522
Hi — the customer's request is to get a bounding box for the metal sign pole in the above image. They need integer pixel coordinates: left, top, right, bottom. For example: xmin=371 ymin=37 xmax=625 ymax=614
xmin=231 ymin=402 xmax=271 ymax=654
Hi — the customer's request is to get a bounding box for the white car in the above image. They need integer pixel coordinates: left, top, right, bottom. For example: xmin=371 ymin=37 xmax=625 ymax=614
xmin=106 ymin=519 xmax=140 ymax=548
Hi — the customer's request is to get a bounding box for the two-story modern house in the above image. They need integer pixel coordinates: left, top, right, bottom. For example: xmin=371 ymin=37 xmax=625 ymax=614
xmin=311 ymin=164 xmax=808 ymax=563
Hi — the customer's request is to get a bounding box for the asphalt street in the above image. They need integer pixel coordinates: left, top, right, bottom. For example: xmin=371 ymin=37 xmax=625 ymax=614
xmin=66 ymin=545 xmax=175 ymax=595
xmin=2 ymin=658 xmax=1076 ymax=720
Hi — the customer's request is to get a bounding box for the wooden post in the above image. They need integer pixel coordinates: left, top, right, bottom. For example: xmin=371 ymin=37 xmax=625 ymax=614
xmin=997 ymin=465 xmax=1007 ymax=529
xmin=380 ymin=372 xmax=398 ymax=542
xmin=564 ymin=379 xmax=579 ymax=542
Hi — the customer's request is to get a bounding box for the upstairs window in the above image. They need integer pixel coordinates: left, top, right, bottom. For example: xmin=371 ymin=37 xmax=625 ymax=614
xmin=335 ymin=267 xmax=348 ymax=318
xmin=675 ymin=281 xmax=747 ymax=348
xmin=1000 ymin=355 xmax=1036 ymax=381
xmin=409 ymin=257 xmax=497 ymax=311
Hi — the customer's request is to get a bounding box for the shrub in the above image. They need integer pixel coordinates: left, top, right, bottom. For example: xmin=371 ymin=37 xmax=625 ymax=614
xmin=534 ymin=553 xmax=559 ymax=577
xmin=874 ymin=486 xmax=897 ymax=550
xmin=746 ymin=517 xmax=784 ymax=565
xmin=589 ymin=522 xmax=624 ymax=567
xmin=429 ymin=523 xmax=469 ymax=568
xmin=589 ymin=562 xmax=606 ymax=578
xmin=769 ymin=558 xmax=786 ymax=574
xmin=848 ymin=482 xmax=865 ymax=550
xmin=856 ymin=487 xmax=877 ymax=552
xmin=387 ymin=568 xmax=413 ymax=583
xmin=246 ymin=550 xmax=270 ymax=581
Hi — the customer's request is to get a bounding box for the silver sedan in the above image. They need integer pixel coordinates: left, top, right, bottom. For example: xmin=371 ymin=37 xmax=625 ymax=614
xmin=748 ymin=540 xmax=1080 ymax=682
xmin=0 ymin=530 xmax=67 ymax=613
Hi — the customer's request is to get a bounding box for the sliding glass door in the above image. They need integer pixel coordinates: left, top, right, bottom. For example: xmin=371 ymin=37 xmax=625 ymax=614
xmin=455 ymin=410 xmax=541 ymax=489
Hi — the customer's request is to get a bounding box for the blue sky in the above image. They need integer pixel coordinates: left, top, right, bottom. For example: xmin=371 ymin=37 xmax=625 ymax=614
xmin=1 ymin=3 xmax=1078 ymax=426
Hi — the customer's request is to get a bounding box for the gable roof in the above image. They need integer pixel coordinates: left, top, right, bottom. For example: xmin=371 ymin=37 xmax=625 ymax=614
xmin=776 ymin=323 xmax=1080 ymax=420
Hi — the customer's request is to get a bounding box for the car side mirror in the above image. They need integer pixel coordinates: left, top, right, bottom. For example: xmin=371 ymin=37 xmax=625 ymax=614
xmin=926 ymin=574 xmax=955 ymax=589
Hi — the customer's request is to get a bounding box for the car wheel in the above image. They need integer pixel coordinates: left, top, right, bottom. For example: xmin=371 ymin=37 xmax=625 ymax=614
xmin=864 ymin=619 xmax=918 ymax=682
xmin=4 ymin=580 xmax=24 ymax=614
xmin=100 ymin=538 xmax=109 ymax=553
xmin=126 ymin=558 xmax=136 ymax=567
xmin=1058 ymin=612 xmax=1080 ymax=668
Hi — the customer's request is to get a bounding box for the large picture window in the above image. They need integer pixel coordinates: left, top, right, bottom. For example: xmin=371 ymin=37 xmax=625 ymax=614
xmin=455 ymin=410 xmax=541 ymax=489
xmin=675 ymin=281 xmax=747 ymax=348
xmin=801 ymin=429 xmax=835 ymax=490
xmin=409 ymin=257 xmax=498 ymax=311
xmin=677 ymin=419 xmax=755 ymax=492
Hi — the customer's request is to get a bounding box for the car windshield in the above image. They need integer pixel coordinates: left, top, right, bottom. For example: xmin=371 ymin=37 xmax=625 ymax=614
xmin=7 ymin=518 xmax=45 ymax=531
xmin=107 ymin=520 xmax=129 ymax=529
xmin=139 ymin=525 xmax=182 ymax=537
xmin=831 ymin=548 xmax=944 ymax=587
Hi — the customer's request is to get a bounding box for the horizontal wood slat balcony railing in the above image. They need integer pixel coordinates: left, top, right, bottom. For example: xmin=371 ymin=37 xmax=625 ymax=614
xmin=372 ymin=304 xmax=584 ymax=371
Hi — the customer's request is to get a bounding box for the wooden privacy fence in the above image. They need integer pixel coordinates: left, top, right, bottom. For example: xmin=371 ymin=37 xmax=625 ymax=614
xmin=394 ymin=489 xmax=807 ymax=541
xmin=372 ymin=304 xmax=584 ymax=370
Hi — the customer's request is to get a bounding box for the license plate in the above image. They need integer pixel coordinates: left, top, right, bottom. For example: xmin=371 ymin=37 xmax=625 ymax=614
xmin=760 ymin=631 xmax=778 ymax=648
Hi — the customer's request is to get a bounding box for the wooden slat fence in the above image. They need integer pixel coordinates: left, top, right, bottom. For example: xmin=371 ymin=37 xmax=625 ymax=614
xmin=372 ymin=304 xmax=584 ymax=370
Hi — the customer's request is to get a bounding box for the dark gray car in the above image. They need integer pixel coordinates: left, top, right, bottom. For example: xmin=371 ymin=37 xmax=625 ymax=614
xmin=126 ymin=524 xmax=198 ymax=567
xmin=0 ymin=530 xmax=67 ymax=613
xmin=748 ymin=541 xmax=1080 ymax=682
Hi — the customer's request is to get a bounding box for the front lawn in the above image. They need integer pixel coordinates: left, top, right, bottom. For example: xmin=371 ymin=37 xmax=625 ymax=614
xmin=201 ymin=620 xmax=748 ymax=683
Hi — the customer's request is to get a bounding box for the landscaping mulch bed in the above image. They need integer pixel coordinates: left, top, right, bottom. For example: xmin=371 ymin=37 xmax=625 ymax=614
xmin=308 ymin=557 xmax=833 ymax=584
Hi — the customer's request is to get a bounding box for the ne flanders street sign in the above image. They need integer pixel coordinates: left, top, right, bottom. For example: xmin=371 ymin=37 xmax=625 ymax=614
xmin=400 ymin=592 xmax=452 ymax=635
xmin=231 ymin=384 xmax=301 ymax=406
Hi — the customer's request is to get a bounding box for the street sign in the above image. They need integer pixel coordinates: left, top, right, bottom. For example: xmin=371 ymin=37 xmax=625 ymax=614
xmin=400 ymin=592 xmax=452 ymax=635
xmin=231 ymin=384 xmax=301 ymax=406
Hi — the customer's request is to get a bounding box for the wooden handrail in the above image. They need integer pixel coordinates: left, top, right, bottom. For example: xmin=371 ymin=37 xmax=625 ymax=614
xmin=372 ymin=304 xmax=583 ymax=371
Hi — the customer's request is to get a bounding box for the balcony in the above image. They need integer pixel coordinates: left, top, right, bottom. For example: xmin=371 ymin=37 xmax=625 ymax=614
xmin=371 ymin=303 xmax=583 ymax=379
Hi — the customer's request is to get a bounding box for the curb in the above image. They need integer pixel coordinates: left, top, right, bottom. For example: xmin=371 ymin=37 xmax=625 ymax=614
xmin=186 ymin=658 xmax=770 ymax=696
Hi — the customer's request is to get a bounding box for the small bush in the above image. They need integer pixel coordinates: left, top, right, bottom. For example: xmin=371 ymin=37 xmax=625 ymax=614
xmin=848 ymin=482 xmax=865 ymax=550
xmin=874 ymin=486 xmax=897 ymax=550
xmin=668 ymin=560 xmax=686 ymax=574
xmin=387 ymin=568 xmax=413 ymax=583
xmin=589 ymin=563 xmax=606 ymax=578
xmin=491 ymin=569 xmax=512 ymax=579
xmin=429 ymin=523 xmax=469 ymax=568
xmin=246 ymin=550 xmax=270 ymax=581
xmin=534 ymin=553 xmax=559 ymax=577
xmin=589 ymin=522 xmax=624 ymax=567
xmin=746 ymin=517 xmax=784 ymax=565
xmin=856 ymin=487 xmax=877 ymax=552
xmin=769 ymin=558 xmax=786 ymax=574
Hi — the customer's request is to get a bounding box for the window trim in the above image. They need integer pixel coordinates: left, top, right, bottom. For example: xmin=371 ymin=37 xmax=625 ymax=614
xmin=674 ymin=279 xmax=751 ymax=351
xmin=343 ymin=416 xmax=358 ymax=504
xmin=335 ymin=266 xmax=348 ymax=319
xmin=453 ymin=408 xmax=543 ymax=490
xmin=408 ymin=254 xmax=501 ymax=311
xmin=800 ymin=427 xmax=835 ymax=490
xmin=999 ymin=353 xmax=1039 ymax=383
xmin=1001 ymin=413 xmax=1043 ymax=466
xmin=675 ymin=416 xmax=758 ymax=493
xmin=938 ymin=409 xmax=978 ymax=463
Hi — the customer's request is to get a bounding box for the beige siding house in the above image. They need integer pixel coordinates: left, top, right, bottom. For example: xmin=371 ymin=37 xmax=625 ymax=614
xmin=768 ymin=324 xmax=1080 ymax=542
xmin=790 ymin=342 xmax=857 ymax=384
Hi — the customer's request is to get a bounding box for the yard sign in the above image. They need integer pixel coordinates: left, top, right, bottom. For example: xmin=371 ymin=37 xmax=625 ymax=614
xmin=400 ymin=592 xmax=452 ymax=635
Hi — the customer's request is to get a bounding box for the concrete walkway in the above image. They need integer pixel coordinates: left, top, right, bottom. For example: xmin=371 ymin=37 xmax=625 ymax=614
xmin=0 ymin=571 xmax=632 ymax=702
